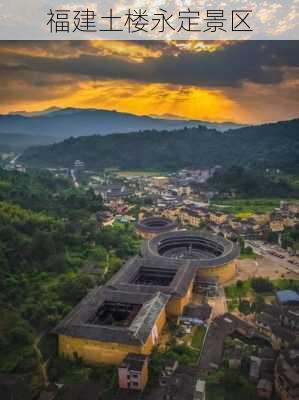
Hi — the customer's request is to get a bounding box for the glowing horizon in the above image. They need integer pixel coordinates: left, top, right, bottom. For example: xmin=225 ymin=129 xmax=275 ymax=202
xmin=0 ymin=40 xmax=298 ymax=124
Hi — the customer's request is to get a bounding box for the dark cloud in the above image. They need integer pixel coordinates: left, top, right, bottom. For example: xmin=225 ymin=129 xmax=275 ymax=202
xmin=0 ymin=41 xmax=298 ymax=88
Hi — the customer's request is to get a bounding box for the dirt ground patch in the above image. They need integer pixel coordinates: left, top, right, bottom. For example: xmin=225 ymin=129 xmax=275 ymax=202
xmin=231 ymin=256 xmax=299 ymax=284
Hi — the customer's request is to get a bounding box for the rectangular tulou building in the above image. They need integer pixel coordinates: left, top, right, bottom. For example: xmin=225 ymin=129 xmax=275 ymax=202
xmin=53 ymin=255 xmax=195 ymax=366
xmin=53 ymin=287 xmax=169 ymax=365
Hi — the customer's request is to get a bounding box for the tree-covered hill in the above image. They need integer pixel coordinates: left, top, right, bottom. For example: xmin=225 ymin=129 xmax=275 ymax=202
xmin=0 ymin=168 xmax=141 ymax=388
xmin=20 ymin=118 xmax=299 ymax=173
xmin=0 ymin=168 xmax=100 ymax=218
xmin=206 ymin=166 xmax=299 ymax=198
xmin=0 ymin=132 xmax=56 ymax=152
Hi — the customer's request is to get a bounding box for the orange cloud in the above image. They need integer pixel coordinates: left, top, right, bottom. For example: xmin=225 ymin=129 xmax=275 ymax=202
xmin=0 ymin=40 xmax=163 ymax=62
xmin=90 ymin=41 xmax=162 ymax=62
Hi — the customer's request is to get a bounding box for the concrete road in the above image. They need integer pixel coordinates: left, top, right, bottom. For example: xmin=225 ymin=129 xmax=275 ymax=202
xmin=209 ymin=287 xmax=227 ymax=318
xmin=70 ymin=169 xmax=80 ymax=188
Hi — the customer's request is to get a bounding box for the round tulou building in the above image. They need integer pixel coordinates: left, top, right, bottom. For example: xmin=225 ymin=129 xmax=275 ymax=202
xmin=142 ymin=230 xmax=240 ymax=283
xmin=135 ymin=216 xmax=177 ymax=239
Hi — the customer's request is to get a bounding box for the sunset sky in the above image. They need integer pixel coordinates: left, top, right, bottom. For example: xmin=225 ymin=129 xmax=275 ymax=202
xmin=0 ymin=40 xmax=298 ymax=124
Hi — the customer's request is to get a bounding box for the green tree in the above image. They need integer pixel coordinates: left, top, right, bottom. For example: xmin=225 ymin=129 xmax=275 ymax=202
xmin=251 ymin=277 xmax=273 ymax=293
xmin=238 ymin=300 xmax=251 ymax=315
xmin=56 ymin=275 xmax=93 ymax=306
xmin=252 ymin=295 xmax=265 ymax=313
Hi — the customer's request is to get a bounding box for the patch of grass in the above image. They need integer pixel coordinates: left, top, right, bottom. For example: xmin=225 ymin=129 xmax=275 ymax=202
xmin=225 ymin=278 xmax=299 ymax=305
xmin=227 ymin=299 xmax=239 ymax=312
xmin=274 ymin=278 xmax=299 ymax=291
xmin=235 ymin=211 xmax=254 ymax=219
xmin=165 ymin=344 xmax=199 ymax=366
xmin=116 ymin=170 xmax=164 ymax=177
xmin=239 ymin=252 xmax=257 ymax=260
xmin=225 ymin=280 xmax=251 ymax=300
xmin=191 ymin=326 xmax=206 ymax=350
xmin=210 ymin=198 xmax=282 ymax=214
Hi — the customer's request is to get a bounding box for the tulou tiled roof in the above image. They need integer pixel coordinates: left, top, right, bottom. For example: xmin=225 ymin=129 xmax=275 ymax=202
xmin=129 ymin=292 xmax=170 ymax=344
xmin=136 ymin=216 xmax=177 ymax=234
xmin=53 ymin=286 xmax=169 ymax=346
xmin=142 ymin=230 xmax=240 ymax=269
xmin=106 ymin=256 xmax=196 ymax=298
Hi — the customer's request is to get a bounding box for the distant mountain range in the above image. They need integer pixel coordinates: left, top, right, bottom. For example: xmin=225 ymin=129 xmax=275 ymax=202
xmin=20 ymin=118 xmax=299 ymax=173
xmin=0 ymin=107 xmax=246 ymax=139
xmin=8 ymin=107 xmax=62 ymax=118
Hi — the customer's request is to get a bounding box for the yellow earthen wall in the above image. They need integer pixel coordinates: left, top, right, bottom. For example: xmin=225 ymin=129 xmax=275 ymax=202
xmin=166 ymin=281 xmax=193 ymax=317
xmin=59 ymin=305 xmax=167 ymax=365
xmin=197 ymin=261 xmax=236 ymax=283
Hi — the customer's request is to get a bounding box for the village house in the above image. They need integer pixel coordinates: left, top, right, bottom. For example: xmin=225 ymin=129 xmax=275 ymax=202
xmin=256 ymin=312 xmax=279 ymax=337
xmin=181 ymin=303 xmax=212 ymax=326
xmin=151 ymin=176 xmax=169 ymax=188
xmin=250 ymin=214 xmax=270 ymax=225
xmin=159 ymin=360 xmax=179 ymax=386
xmin=138 ymin=206 xmax=155 ymax=220
xmin=280 ymin=201 xmax=299 ymax=215
xmin=95 ymin=211 xmax=114 ymax=227
xmin=180 ymin=207 xmax=202 ymax=227
xmin=269 ymin=220 xmax=284 ymax=232
xmin=209 ymin=211 xmax=228 ymax=226
xmin=194 ymin=379 xmax=206 ymax=400
xmin=176 ymin=185 xmax=192 ymax=197
xmin=271 ymin=325 xmax=296 ymax=350
xmin=118 ymin=353 xmax=149 ymax=391
xmin=276 ymin=290 xmax=299 ymax=307
xmin=96 ymin=183 xmax=130 ymax=203
xmin=255 ymin=302 xmax=297 ymax=349
xmin=281 ymin=309 xmax=299 ymax=330
xmin=275 ymin=349 xmax=299 ymax=400
xmin=250 ymin=356 xmax=262 ymax=384
xmin=257 ymin=378 xmax=273 ymax=399
xmin=228 ymin=347 xmax=242 ymax=370
xmin=162 ymin=206 xmax=180 ymax=223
